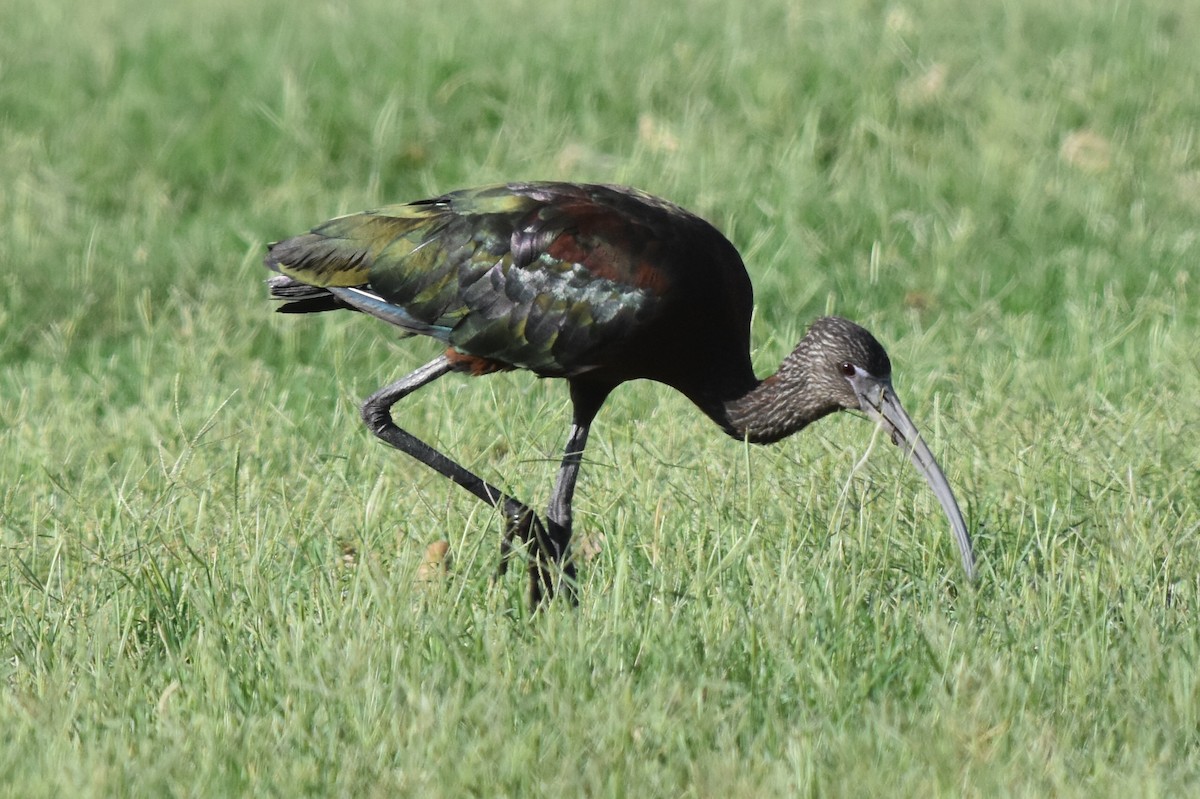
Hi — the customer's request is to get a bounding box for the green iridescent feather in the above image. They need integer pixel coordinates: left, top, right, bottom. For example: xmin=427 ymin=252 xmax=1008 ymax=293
xmin=265 ymin=183 xmax=737 ymax=376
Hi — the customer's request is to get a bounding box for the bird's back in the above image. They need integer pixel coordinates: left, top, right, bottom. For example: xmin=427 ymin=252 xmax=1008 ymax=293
xmin=266 ymin=183 xmax=757 ymax=398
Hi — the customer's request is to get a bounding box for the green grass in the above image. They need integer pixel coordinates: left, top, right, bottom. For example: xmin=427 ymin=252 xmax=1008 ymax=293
xmin=3 ymin=0 xmax=1199 ymax=794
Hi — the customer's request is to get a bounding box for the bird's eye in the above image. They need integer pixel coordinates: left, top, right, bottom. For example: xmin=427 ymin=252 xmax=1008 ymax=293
xmin=840 ymin=362 xmax=856 ymax=377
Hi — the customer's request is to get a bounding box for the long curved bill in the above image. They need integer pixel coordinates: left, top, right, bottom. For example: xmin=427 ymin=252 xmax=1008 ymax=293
xmin=860 ymin=381 xmax=976 ymax=580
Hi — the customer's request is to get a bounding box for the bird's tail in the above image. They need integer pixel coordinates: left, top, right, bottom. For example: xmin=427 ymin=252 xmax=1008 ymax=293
xmin=266 ymin=274 xmax=347 ymax=314
xmin=265 ymin=275 xmax=432 ymax=341
xmin=263 ymin=230 xmax=441 ymax=339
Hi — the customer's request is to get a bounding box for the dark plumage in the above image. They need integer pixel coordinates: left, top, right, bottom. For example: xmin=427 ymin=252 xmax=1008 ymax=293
xmin=265 ymin=182 xmax=976 ymax=605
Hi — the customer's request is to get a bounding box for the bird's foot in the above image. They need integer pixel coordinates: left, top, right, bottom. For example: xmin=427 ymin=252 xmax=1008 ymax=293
xmin=496 ymin=507 xmax=544 ymax=579
xmin=494 ymin=508 xmax=577 ymax=609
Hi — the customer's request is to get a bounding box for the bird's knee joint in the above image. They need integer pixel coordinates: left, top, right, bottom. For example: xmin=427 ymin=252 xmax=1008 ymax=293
xmin=360 ymin=401 xmax=392 ymax=434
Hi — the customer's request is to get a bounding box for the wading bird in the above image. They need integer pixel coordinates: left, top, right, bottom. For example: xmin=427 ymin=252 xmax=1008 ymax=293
xmin=265 ymin=182 xmax=976 ymax=605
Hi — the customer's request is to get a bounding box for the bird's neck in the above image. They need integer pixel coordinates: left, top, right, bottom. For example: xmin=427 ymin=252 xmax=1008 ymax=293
xmin=710 ymin=350 xmax=840 ymax=445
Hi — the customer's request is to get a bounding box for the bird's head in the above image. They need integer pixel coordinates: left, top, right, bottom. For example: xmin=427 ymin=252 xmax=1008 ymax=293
xmin=790 ymin=316 xmax=894 ymax=412
xmin=794 ymin=316 xmax=977 ymax=580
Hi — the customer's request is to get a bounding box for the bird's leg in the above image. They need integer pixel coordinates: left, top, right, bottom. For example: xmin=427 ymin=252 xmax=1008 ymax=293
xmin=360 ymin=354 xmax=548 ymax=594
xmin=527 ymin=384 xmax=607 ymax=606
xmin=528 ymin=418 xmax=592 ymax=606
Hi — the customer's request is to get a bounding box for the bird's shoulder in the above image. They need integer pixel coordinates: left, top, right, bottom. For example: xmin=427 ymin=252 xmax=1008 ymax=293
xmin=365 ymin=182 xmax=717 ymax=292
xmin=430 ymin=183 xmax=705 ymax=373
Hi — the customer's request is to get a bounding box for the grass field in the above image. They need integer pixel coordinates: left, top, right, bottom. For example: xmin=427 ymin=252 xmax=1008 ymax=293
xmin=3 ymin=0 xmax=1199 ymax=794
